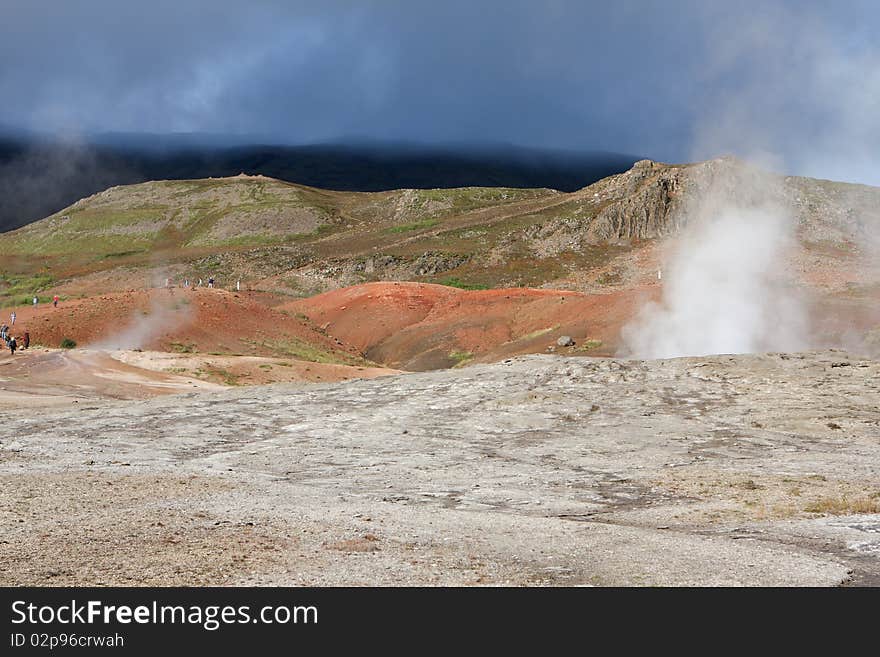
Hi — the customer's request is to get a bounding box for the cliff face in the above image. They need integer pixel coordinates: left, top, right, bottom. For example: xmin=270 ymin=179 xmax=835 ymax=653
xmin=588 ymin=160 xmax=688 ymax=241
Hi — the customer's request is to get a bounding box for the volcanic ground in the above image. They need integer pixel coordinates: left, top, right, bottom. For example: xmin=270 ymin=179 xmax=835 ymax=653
xmin=1 ymin=350 xmax=879 ymax=586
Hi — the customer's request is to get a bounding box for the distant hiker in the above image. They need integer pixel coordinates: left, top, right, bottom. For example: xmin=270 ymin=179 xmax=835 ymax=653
xmin=22 ymin=331 xmax=29 ymax=349
xmin=8 ymin=336 xmax=16 ymax=355
xmin=10 ymin=311 xmax=16 ymax=325
xmin=184 ymin=278 xmax=189 ymax=288
xmin=198 ymin=278 xmax=203 ymax=287
xmin=53 ymin=295 xmax=59 ymax=307
xmin=208 ymin=276 xmax=215 ymax=288
xmin=236 ymin=279 xmax=240 ymax=292
xmin=32 ymin=296 xmax=37 ymax=306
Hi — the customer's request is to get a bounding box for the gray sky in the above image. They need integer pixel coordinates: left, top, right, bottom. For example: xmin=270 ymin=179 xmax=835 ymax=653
xmin=2 ymin=1 xmax=879 ymax=183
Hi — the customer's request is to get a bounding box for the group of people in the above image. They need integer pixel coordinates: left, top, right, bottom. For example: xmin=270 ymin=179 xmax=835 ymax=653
xmin=167 ymin=275 xmax=218 ymax=289
xmin=165 ymin=275 xmax=241 ymax=291
xmin=1 ymin=318 xmax=28 ymax=355
xmin=31 ymin=295 xmax=59 ymax=307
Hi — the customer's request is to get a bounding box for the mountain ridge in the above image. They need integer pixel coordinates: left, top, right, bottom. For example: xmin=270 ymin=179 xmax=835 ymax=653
xmin=0 ymin=135 xmax=640 ymax=232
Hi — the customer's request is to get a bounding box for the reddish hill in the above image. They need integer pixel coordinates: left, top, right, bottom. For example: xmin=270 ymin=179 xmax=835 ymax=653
xmin=282 ymin=281 xmax=657 ymax=370
xmin=10 ymin=281 xmax=872 ymax=375
xmin=3 ymin=287 xmax=365 ymax=364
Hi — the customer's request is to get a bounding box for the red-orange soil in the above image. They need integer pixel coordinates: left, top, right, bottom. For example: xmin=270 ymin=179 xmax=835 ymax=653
xmin=2 ymin=287 xmax=358 ymax=360
xmin=283 ymin=281 xmax=661 ymax=370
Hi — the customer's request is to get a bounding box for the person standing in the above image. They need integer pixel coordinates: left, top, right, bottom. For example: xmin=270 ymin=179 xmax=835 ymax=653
xmin=10 ymin=311 xmax=16 ymax=325
xmin=32 ymin=296 xmax=37 ymax=307
xmin=53 ymin=295 xmax=59 ymax=307
xmin=208 ymin=276 xmax=214 ymax=289
xmin=8 ymin=335 xmax=16 ymax=355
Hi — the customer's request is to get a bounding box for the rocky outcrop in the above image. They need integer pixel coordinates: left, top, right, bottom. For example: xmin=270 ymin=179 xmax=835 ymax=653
xmin=588 ymin=160 xmax=687 ymax=241
xmin=581 ymin=156 xmax=880 ymax=246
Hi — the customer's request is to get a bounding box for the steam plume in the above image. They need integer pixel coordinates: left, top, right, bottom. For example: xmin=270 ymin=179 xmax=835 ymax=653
xmin=90 ymin=286 xmax=192 ymax=351
xmin=620 ymin=160 xmax=808 ymax=358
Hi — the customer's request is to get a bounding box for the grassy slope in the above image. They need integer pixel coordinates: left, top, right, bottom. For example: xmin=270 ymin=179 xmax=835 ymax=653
xmin=3 ymin=160 xmax=875 ymax=307
xmin=0 ymin=178 xmax=557 ymax=257
xmin=0 ymin=173 xmax=615 ymax=302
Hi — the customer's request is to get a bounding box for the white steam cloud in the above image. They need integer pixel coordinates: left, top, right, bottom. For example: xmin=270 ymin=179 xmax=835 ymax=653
xmin=622 ymin=3 xmax=880 ymax=359
xmin=620 ymin=178 xmax=808 ymax=358
xmin=90 ymin=288 xmax=192 ymax=351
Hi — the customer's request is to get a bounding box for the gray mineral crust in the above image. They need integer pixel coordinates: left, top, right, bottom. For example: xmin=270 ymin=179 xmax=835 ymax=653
xmin=2 ymin=350 xmax=879 ymax=586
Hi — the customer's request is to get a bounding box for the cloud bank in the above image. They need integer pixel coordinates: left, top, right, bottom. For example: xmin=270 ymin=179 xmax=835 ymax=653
xmin=1 ymin=1 xmax=878 ymax=184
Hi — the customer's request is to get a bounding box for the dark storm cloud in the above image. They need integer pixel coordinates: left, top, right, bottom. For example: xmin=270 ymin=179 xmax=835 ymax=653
xmin=2 ymin=1 xmax=879 ymax=181
xmin=0 ymin=1 xmax=705 ymax=152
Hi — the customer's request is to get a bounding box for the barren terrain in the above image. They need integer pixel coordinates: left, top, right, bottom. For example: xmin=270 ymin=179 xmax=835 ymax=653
xmin=1 ymin=350 xmax=878 ymax=586
xmin=0 ymin=348 xmax=397 ymax=409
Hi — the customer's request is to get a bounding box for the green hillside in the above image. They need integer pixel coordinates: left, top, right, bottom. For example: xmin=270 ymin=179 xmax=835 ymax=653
xmin=0 ymin=175 xmax=555 ymax=257
xmin=2 ymin=158 xmax=874 ymax=306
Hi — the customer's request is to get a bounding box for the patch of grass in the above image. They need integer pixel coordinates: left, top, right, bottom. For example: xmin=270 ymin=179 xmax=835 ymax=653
xmin=449 ymin=350 xmax=474 ymax=367
xmin=437 ymin=277 xmax=489 ymax=291
xmin=1 ymin=296 xmax=51 ymax=309
xmin=385 ymin=218 xmax=439 ymax=234
xmin=289 ymin=222 xmax=340 ymax=243
xmin=804 ymin=496 xmax=880 ymax=515
xmin=3 ymin=231 xmax=155 ymax=257
xmin=169 ymin=342 xmax=195 ymax=353
xmin=164 ymin=367 xmax=188 ymax=374
xmin=0 ymin=273 xmax=54 ymax=306
xmin=415 ymin=187 xmax=552 ymax=214
xmin=241 ymin=337 xmax=368 ymax=367
xmin=204 ymin=234 xmax=292 ymax=248
xmin=204 ymin=366 xmax=241 ymax=386
xmin=576 ymin=339 xmax=604 ymax=352
xmin=60 ymin=337 xmax=77 ymax=349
